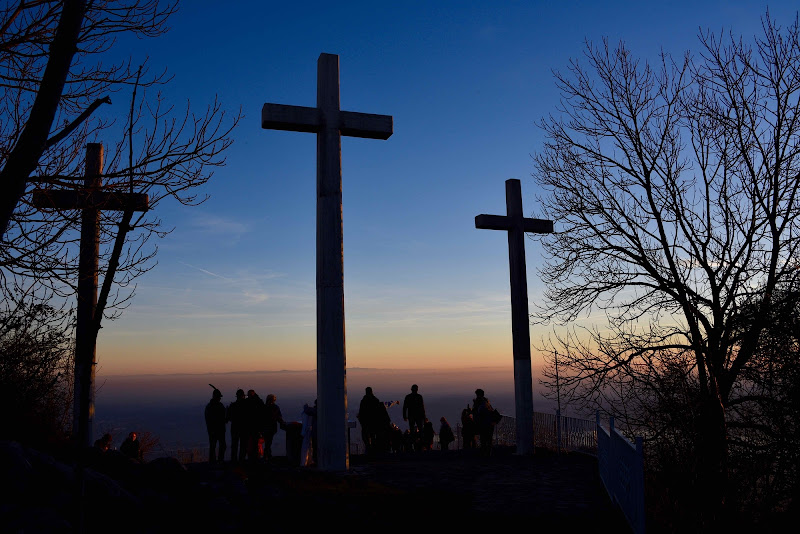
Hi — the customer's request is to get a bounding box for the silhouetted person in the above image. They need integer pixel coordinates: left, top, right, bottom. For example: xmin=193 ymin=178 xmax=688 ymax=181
xmin=205 ymin=385 xmax=227 ymax=464
xmin=243 ymin=389 xmax=264 ymax=463
xmin=302 ymin=399 xmax=317 ymax=466
xmin=120 ymin=431 xmax=141 ymax=461
xmin=94 ymin=432 xmax=112 ymax=452
xmin=373 ymin=401 xmax=392 ymax=454
xmin=439 ymin=417 xmax=455 ymax=451
xmin=402 ymin=384 xmax=426 ymax=449
xmin=263 ymin=394 xmax=286 ymax=461
xmin=357 ymin=386 xmax=384 ymax=454
xmin=402 ymin=429 xmax=414 ymax=453
xmin=389 ymin=423 xmax=404 ymax=454
xmin=422 ymin=418 xmax=435 ymax=451
xmin=227 ymin=388 xmax=247 ymax=463
xmin=461 ymin=405 xmax=477 ymax=449
xmin=473 ymin=389 xmax=495 ymax=457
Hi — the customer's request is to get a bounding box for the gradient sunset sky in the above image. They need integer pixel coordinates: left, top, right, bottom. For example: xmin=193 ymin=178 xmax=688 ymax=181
xmin=93 ymin=0 xmax=795 ymax=376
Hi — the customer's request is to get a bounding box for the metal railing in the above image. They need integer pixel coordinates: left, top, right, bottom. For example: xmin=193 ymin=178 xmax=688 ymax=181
xmin=533 ymin=410 xmax=597 ymax=454
xmin=597 ymin=412 xmax=645 ymax=534
xmin=448 ymin=410 xmax=596 ymax=453
xmin=469 ymin=410 xmax=645 ymax=534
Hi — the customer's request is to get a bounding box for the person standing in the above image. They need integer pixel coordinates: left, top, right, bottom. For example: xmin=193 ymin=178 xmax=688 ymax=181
xmin=204 ymin=385 xmax=227 ymax=464
xmin=243 ymin=389 xmax=264 ymax=463
xmin=472 ymin=388 xmax=496 ymax=457
xmin=373 ymin=400 xmax=392 ymax=453
xmin=402 ymin=384 xmax=426 ymax=450
xmin=227 ymin=389 xmax=247 ymax=463
xmin=301 ymin=399 xmax=317 ymax=466
xmin=263 ymin=394 xmax=286 ymax=461
xmin=439 ymin=417 xmax=455 ymax=451
xmin=422 ymin=418 xmax=435 ymax=451
xmin=461 ymin=405 xmax=477 ymax=450
xmin=357 ymin=386 xmax=382 ymax=455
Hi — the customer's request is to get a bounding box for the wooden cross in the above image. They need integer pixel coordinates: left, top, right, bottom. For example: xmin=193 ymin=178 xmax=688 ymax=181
xmin=32 ymin=143 xmax=149 ymax=449
xmin=476 ymin=178 xmax=553 ymax=455
xmin=261 ymin=53 xmax=392 ymax=471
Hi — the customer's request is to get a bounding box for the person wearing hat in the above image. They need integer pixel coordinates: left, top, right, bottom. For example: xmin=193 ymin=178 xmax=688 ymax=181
xmin=204 ymin=384 xmax=227 ymax=464
xmin=227 ymin=389 xmax=247 ymax=463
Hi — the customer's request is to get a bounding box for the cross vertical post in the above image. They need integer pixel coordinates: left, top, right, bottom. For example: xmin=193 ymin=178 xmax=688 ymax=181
xmin=262 ymin=53 xmax=392 ymax=470
xmin=74 ymin=143 xmax=101 ymax=450
xmin=32 ymin=143 xmax=149 ymax=448
xmin=316 ymin=54 xmax=347 ymax=471
xmin=475 ymin=178 xmax=553 ymax=455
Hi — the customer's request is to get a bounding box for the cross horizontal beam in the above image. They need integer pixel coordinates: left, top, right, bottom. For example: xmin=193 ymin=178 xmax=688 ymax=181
xmin=262 ymin=104 xmax=392 ymax=139
xmin=475 ymin=214 xmax=553 ymax=233
xmin=261 ymin=104 xmax=319 ymax=133
xmin=32 ymin=190 xmax=149 ymax=211
xmin=340 ymin=111 xmax=393 ymax=139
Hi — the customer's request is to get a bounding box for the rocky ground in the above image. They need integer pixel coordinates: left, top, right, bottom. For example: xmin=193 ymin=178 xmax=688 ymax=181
xmin=2 ymin=440 xmax=630 ymax=533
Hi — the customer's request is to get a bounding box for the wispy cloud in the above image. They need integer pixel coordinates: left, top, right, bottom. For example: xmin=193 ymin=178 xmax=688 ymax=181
xmin=242 ymin=290 xmax=270 ymax=304
xmin=179 ymin=261 xmax=235 ymax=281
xmin=188 ymin=213 xmax=250 ymax=238
xmin=345 ymin=288 xmax=512 ymax=329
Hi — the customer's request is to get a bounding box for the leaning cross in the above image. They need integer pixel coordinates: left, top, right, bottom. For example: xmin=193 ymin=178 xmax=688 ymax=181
xmin=32 ymin=143 xmax=149 ymax=449
xmin=476 ymin=178 xmax=553 ymax=455
xmin=261 ymin=53 xmax=392 ymax=471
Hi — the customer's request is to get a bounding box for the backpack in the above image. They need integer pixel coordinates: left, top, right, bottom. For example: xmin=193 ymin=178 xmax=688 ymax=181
xmin=488 ymin=404 xmax=502 ymax=424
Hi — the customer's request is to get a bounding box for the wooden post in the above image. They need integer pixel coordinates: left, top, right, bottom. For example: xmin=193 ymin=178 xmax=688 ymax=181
xmin=74 ymin=143 xmax=101 ymax=450
xmin=476 ymin=178 xmax=553 ymax=455
xmin=32 ymin=143 xmax=148 ymax=448
xmin=262 ymin=53 xmax=392 ymax=470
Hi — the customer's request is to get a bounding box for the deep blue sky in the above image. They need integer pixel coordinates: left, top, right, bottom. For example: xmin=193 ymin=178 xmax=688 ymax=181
xmin=94 ymin=1 xmax=796 ymax=375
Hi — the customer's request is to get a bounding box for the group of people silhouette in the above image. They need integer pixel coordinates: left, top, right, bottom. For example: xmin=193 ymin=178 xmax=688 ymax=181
xmin=204 ymin=384 xmax=298 ymax=465
xmin=93 ymin=431 xmax=142 ymax=461
xmin=460 ymin=388 xmax=502 ymax=456
xmin=357 ymin=384 xmax=500 ymax=456
xmin=205 ymin=382 xmax=501 ymax=465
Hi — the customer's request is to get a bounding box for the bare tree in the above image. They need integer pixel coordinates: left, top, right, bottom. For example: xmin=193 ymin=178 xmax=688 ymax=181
xmin=0 ymin=1 xmax=240 ymax=313
xmin=533 ymin=11 xmax=800 ymax=525
xmin=0 ymin=1 xmax=240 ymax=453
xmin=0 ymin=0 xmax=181 ymax=238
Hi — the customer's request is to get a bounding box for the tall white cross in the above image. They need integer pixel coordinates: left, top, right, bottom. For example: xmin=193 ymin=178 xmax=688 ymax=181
xmin=476 ymin=178 xmax=553 ymax=455
xmin=261 ymin=53 xmax=392 ymax=470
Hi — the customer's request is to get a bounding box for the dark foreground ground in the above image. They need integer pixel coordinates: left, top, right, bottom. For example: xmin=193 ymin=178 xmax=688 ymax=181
xmin=188 ymin=446 xmax=631 ymax=532
xmin=2 ymin=441 xmax=631 ymax=533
